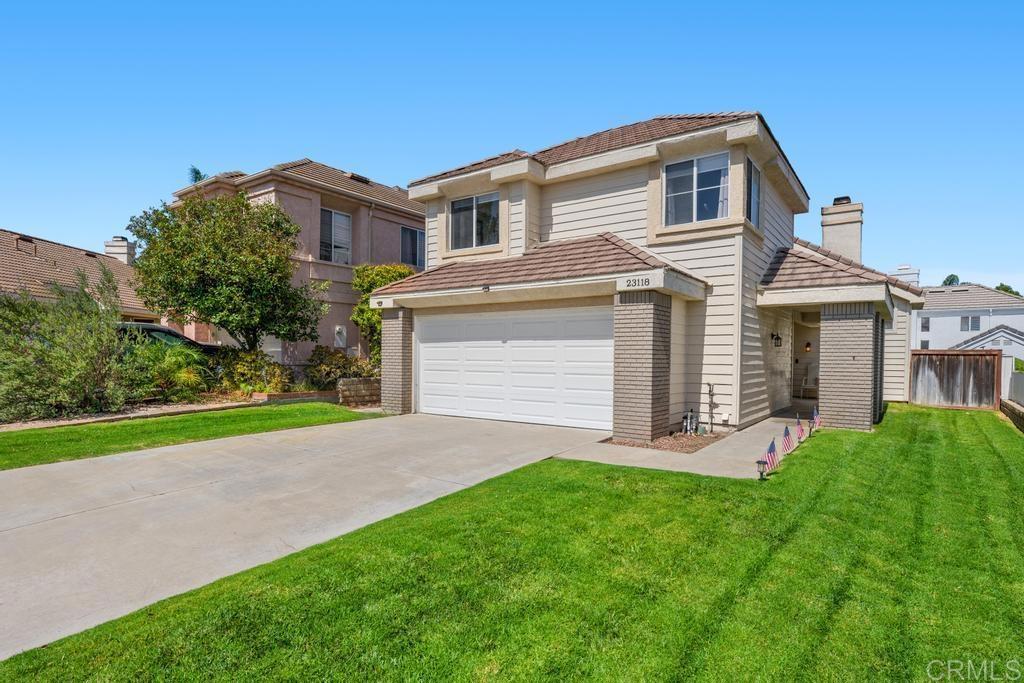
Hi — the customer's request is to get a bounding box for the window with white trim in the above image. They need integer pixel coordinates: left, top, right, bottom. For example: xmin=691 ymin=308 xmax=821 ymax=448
xmin=450 ymin=192 xmax=499 ymax=250
xmin=960 ymin=315 xmax=981 ymax=332
xmin=921 ymin=317 xmax=930 ymax=332
xmin=320 ymin=209 xmax=352 ymax=264
xmin=746 ymin=159 xmax=761 ymax=228
xmin=665 ymin=152 xmax=729 ymax=226
xmin=921 ymin=340 xmax=930 ymax=349
xmin=401 ymin=226 xmax=425 ymax=269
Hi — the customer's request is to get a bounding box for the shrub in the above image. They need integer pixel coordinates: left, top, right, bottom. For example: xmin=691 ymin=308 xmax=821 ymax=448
xmin=0 ymin=268 xmax=152 ymax=422
xmin=1017 ymin=358 xmax=1024 ymax=373
xmin=350 ymin=264 xmax=415 ymax=366
xmin=134 ymin=343 xmax=212 ymax=403
xmin=215 ymin=348 xmax=292 ymax=394
xmin=304 ymin=345 xmax=378 ymax=390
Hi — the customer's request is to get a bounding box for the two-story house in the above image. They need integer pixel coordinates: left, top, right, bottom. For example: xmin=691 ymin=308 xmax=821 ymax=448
xmin=174 ymin=159 xmax=425 ymax=365
xmin=371 ymin=114 xmax=922 ymax=438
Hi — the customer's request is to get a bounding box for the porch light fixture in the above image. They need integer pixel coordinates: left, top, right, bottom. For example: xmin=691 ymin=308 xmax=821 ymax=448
xmin=805 ymin=341 xmax=813 ymax=353
xmin=756 ymin=459 xmax=768 ymax=481
xmin=771 ymin=332 xmax=783 ymax=348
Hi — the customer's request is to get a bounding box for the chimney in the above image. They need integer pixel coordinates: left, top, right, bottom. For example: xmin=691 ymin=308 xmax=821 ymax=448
xmin=104 ymin=236 xmax=136 ymax=265
xmin=820 ymin=196 xmax=863 ymax=263
xmin=888 ymin=264 xmax=920 ymax=287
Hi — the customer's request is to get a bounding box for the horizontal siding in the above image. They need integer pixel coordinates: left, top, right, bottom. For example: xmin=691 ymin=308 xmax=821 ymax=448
xmin=424 ymin=200 xmax=440 ymax=269
xmin=540 ymin=166 xmax=649 ymax=243
xmin=883 ymin=298 xmax=911 ymax=401
xmin=508 ymin=181 xmax=526 ymax=255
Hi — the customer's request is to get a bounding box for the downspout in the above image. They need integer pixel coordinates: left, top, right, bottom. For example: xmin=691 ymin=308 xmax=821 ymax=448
xmin=367 ymin=202 xmax=375 ymax=264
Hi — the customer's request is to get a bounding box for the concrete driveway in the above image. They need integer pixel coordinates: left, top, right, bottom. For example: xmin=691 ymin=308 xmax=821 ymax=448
xmin=0 ymin=414 xmax=605 ymax=660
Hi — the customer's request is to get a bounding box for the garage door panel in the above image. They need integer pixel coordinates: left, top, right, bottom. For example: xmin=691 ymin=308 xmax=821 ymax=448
xmin=416 ymin=307 xmax=612 ymax=430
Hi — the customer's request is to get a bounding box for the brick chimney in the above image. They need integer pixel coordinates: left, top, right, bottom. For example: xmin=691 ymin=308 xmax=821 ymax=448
xmin=104 ymin=236 xmax=136 ymax=265
xmin=821 ymin=196 xmax=863 ymax=263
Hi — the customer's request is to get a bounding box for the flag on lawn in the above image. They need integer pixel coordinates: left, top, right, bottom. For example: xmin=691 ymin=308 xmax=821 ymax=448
xmin=796 ymin=415 xmax=805 ymax=441
xmin=765 ymin=438 xmax=779 ymax=471
xmin=782 ymin=426 xmax=794 ymax=454
xmin=812 ymin=405 xmax=823 ymax=429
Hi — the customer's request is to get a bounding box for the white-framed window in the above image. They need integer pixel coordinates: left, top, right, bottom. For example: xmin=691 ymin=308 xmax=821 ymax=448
xmin=334 ymin=325 xmax=347 ymax=349
xmin=960 ymin=315 xmax=981 ymax=332
xmin=921 ymin=317 xmax=930 ymax=332
xmin=319 ymin=209 xmax=352 ymax=265
xmin=401 ymin=226 xmax=425 ymax=269
xmin=921 ymin=340 xmax=930 ymax=349
xmin=746 ymin=159 xmax=761 ymax=228
xmin=665 ymin=152 xmax=729 ymax=226
xmin=450 ymin=192 xmax=499 ymax=250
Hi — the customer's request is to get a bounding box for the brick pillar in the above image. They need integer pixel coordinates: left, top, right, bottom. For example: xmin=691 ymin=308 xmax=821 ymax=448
xmin=820 ymin=303 xmax=875 ymax=430
xmin=874 ymin=313 xmax=885 ymax=423
xmin=613 ymin=291 xmax=671 ymax=441
xmin=381 ymin=308 xmax=413 ymax=414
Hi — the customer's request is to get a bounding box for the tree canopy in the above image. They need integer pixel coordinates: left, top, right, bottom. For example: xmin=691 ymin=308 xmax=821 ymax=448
xmin=941 ymin=274 xmax=960 ymax=286
xmin=128 ymin=192 xmax=327 ymax=352
xmin=188 ymin=166 xmax=208 ymax=184
xmin=350 ymin=263 xmax=415 ymax=365
xmin=995 ymin=282 xmax=1021 ymax=297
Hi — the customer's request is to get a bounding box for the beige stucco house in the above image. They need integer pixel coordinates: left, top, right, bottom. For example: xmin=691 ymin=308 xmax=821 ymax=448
xmin=174 ymin=159 xmax=425 ymax=365
xmin=371 ymin=113 xmax=922 ymax=438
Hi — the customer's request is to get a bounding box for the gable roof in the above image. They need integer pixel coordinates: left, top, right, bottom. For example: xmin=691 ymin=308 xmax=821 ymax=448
xmin=921 ymin=283 xmax=1024 ymax=311
xmin=761 ymin=238 xmax=924 ymax=297
xmin=0 ymin=228 xmax=151 ymax=316
xmin=373 ymin=232 xmax=703 ymax=297
xmin=952 ymin=324 xmax=1024 ymax=350
xmin=176 ymin=159 xmax=425 ymax=216
xmin=410 ymin=113 xmax=758 ymax=186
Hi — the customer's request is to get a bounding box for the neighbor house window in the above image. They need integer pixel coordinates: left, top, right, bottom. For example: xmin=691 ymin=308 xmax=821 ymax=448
xmin=960 ymin=315 xmax=981 ymax=332
xmin=320 ymin=209 xmax=352 ymax=264
xmin=921 ymin=340 xmax=930 ymax=349
xmin=921 ymin=317 xmax=930 ymax=332
xmin=665 ymin=152 xmax=729 ymax=226
xmin=401 ymin=226 xmax=425 ymax=269
xmin=450 ymin=192 xmax=499 ymax=250
xmin=746 ymin=159 xmax=761 ymax=228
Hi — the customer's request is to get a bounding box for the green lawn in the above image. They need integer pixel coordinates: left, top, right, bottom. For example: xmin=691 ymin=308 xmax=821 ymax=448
xmin=3 ymin=405 xmax=1024 ymax=680
xmin=0 ymin=403 xmax=376 ymax=471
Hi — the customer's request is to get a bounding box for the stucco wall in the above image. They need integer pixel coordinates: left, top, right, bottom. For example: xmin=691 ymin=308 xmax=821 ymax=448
xmin=913 ymin=308 xmax=1024 ymax=350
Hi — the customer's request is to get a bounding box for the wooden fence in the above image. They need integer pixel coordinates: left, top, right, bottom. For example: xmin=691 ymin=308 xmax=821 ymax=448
xmin=909 ymin=350 xmax=1002 ymax=410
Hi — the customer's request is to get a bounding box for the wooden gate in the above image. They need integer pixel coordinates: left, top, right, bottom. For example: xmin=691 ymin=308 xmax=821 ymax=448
xmin=909 ymin=350 xmax=1002 ymax=410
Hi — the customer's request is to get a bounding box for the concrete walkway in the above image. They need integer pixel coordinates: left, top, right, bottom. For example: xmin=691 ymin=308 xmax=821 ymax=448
xmin=0 ymin=414 xmax=605 ymax=660
xmin=558 ymin=416 xmax=804 ymax=479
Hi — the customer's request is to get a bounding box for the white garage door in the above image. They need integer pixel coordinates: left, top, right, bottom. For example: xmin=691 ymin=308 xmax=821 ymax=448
xmin=416 ymin=306 xmax=613 ymax=430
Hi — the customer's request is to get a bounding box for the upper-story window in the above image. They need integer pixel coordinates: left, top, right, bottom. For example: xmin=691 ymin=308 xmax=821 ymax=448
xmin=401 ymin=226 xmax=425 ymax=269
xmin=960 ymin=315 xmax=981 ymax=332
xmin=450 ymin=192 xmax=499 ymax=250
xmin=746 ymin=159 xmax=761 ymax=228
xmin=320 ymin=209 xmax=352 ymax=264
xmin=921 ymin=317 xmax=930 ymax=332
xmin=665 ymin=152 xmax=729 ymax=226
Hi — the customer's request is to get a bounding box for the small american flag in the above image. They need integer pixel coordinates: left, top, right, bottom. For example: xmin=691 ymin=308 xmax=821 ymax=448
xmin=765 ymin=439 xmax=779 ymax=471
xmin=782 ymin=426 xmax=794 ymax=454
xmin=812 ymin=406 xmax=823 ymax=429
xmin=795 ymin=416 xmax=805 ymax=441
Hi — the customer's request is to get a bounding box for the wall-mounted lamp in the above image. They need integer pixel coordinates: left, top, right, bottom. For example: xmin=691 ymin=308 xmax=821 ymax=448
xmin=804 ymin=341 xmax=813 ymax=353
xmin=770 ymin=332 xmax=783 ymax=348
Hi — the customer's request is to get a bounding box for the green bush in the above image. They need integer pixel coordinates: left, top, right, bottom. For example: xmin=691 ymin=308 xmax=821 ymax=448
xmin=134 ymin=343 xmax=212 ymax=403
xmin=350 ymin=263 xmax=415 ymax=366
xmin=1016 ymin=358 xmax=1024 ymax=373
xmin=0 ymin=268 xmax=152 ymax=422
xmin=216 ymin=348 xmax=292 ymax=394
xmin=304 ymin=345 xmax=378 ymax=390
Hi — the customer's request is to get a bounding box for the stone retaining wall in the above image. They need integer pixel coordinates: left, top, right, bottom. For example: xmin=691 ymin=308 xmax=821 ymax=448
xmin=1002 ymin=399 xmax=1024 ymax=434
xmin=338 ymin=377 xmax=381 ymax=407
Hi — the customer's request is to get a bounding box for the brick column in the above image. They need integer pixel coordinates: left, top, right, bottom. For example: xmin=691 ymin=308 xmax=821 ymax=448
xmin=381 ymin=308 xmax=413 ymax=414
xmin=819 ymin=303 xmax=875 ymax=430
xmin=613 ymin=291 xmax=671 ymax=441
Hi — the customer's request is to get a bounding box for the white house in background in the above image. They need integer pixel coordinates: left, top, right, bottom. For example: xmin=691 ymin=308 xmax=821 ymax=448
xmin=912 ymin=284 xmax=1024 ymax=351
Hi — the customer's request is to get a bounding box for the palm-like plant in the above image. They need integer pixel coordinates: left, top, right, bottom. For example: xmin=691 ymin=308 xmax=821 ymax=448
xmin=139 ymin=343 xmax=212 ymax=402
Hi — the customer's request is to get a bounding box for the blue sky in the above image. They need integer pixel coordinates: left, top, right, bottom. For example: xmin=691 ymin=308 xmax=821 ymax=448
xmin=1 ymin=2 xmax=1021 ymax=288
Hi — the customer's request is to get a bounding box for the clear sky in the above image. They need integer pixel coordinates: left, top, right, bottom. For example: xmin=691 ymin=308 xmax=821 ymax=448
xmin=1 ymin=1 xmax=1021 ymax=288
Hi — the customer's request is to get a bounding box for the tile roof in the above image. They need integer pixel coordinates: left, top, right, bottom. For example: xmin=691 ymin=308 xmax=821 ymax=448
xmin=0 ymin=228 xmax=152 ymax=315
xmin=921 ymin=283 xmax=1024 ymax=310
xmin=373 ymin=232 xmax=702 ymax=297
xmin=410 ymin=113 xmax=755 ymax=186
xmin=952 ymin=324 xmax=1024 ymax=350
xmin=178 ymin=159 xmax=425 ymax=215
xmin=761 ymin=238 xmax=924 ymax=297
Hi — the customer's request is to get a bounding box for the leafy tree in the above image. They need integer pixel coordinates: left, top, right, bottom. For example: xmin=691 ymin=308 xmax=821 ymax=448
xmin=0 ymin=267 xmax=151 ymax=421
xmin=942 ymin=274 xmax=960 ymax=286
xmin=1017 ymin=358 xmax=1024 ymax=373
xmin=996 ymin=282 xmax=1021 ymax=297
xmin=188 ymin=166 xmax=208 ymax=184
xmin=128 ymin=192 xmax=328 ymax=352
xmin=350 ymin=263 xmax=415 ymax=365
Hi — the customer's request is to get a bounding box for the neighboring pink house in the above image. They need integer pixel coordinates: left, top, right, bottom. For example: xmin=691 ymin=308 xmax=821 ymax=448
xmin=167 ymin=159 xmax=426 ymax=365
